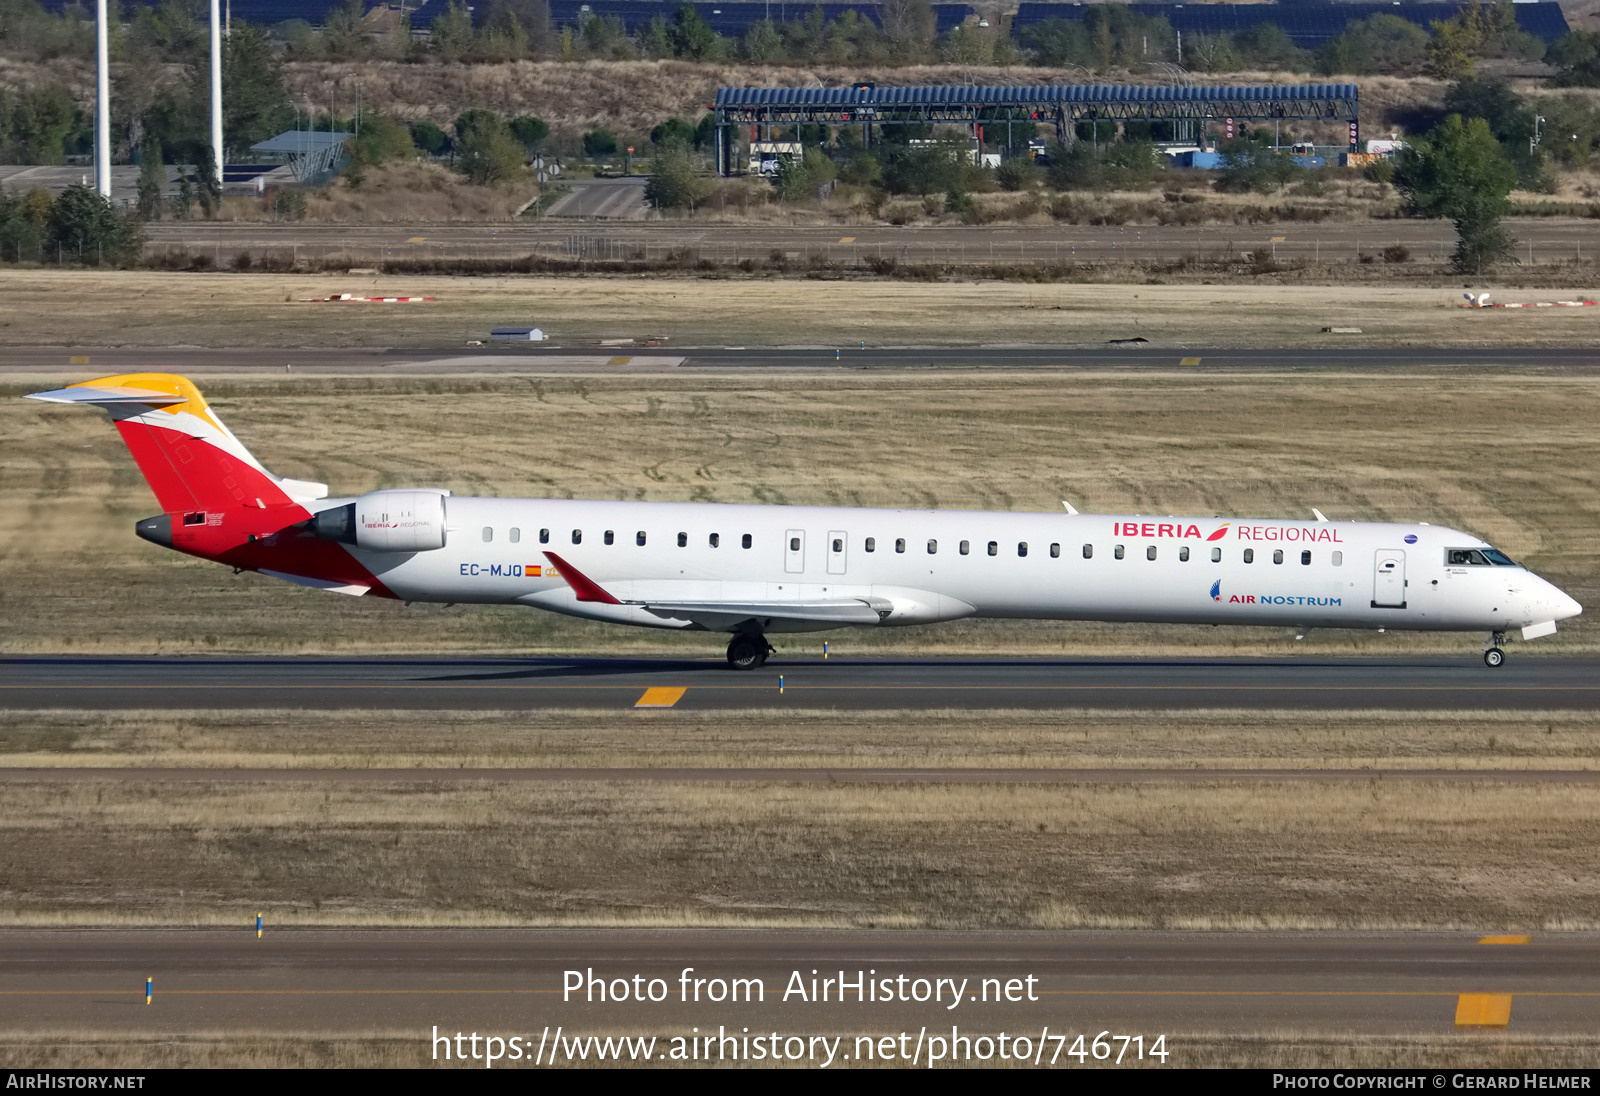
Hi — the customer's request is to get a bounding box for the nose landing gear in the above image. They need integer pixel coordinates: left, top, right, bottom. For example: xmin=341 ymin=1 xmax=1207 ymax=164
xmin=1484 ymin=631 xmax=1507 ymax=668
xmin=726 ymin=633 xmax=772 ymax=670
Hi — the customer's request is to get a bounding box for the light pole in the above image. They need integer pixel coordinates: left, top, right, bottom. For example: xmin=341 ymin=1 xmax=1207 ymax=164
xmin=1531 ymin=115 xmax=1545 ymax=156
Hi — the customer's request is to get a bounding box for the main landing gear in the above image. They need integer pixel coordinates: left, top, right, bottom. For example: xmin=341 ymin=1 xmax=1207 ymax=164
xmin=1484 ymin=632 xmax=1507 ymax=668
xmin=726 ymin=633 xmax=773 ymax=670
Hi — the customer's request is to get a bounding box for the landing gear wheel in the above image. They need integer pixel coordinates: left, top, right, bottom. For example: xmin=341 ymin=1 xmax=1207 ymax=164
xmin=726 ymin=634 xmax=767 ymax=671
xmin=1484 ymin=647 xmax=1505 ymax=668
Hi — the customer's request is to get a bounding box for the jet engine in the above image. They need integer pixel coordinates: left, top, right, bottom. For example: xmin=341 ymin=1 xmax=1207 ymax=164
xmin=312 ymin=489 xmax=450 ymax=552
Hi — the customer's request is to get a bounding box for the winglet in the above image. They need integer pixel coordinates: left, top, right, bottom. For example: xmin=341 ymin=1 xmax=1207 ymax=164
xmin=542 ymin=551 xmax=621 ymax=604
xmin=1061 ymin=500 xmax=1079 ymax=515
xmin=1312 ymin=508 xmax=1329 ymax=522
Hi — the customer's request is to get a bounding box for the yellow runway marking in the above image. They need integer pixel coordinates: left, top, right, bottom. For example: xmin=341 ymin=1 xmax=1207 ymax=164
xmin=839 ymin=236 xmax=856 ymax=243
xmin=69 ymin=356 xmax=90 ymax=366
xmin=608 ymin=355 xmax=633 ymax=366
xmin=1479 ymin=934 xmax=1532 ymax=945
xmin=634 ymin=686 xmax=687 ymax=708
xmin=1179 ymin=356 xmax=1202 ymax=366
xmin=406 ymin=237 xmax=426 ymax=243
xmin=1456 ymin=993 xmax=1513 ymax=1026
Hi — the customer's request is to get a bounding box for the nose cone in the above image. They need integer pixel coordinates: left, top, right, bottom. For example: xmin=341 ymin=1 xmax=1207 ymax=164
xmin=1556 ymin=590 xmax=1584 ymax=622
xmin=1539 ymin=576 xmax=1583 ymax=622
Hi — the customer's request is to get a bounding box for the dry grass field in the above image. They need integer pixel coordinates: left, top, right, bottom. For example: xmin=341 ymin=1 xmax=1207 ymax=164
xmin=2 ymin=366 xmax=1594 ymax=656
xmin=6 ymin=272 xmax=1600 ymax=348
xmin=0 ymin=772 xmax=1595 ymax=930
xmin=4 ymin=707 xmax=1598 ymax=771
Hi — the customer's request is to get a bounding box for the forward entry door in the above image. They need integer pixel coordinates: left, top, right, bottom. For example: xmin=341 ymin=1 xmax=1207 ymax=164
xmin=1372 ymin=550 xmax=1407 ymax=608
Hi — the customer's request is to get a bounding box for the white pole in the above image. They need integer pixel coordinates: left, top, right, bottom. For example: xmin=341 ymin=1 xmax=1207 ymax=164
xmin=209 ymin=0 xmax=223 ymax=185
xmin=95 ymin=0 xmax=109 ymax=197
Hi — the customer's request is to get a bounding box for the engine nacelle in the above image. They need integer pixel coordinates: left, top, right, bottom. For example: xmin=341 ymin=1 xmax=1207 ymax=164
xmin=313 ymin=489 xmax=449 ymax=552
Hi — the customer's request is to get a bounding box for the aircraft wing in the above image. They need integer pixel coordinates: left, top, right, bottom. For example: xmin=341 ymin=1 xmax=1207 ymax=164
xmin=541 ymin=551 xmax=890 ymax=629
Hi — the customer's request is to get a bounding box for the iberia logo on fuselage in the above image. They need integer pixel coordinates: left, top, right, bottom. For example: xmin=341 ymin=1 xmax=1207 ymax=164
xmin=1112 ymin=521 xmax=1229 ymax=539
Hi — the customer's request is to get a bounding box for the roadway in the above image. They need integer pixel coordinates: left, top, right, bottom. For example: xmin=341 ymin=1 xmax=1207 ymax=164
xmin=1 ymin=929 xmax=1593 ymax=1042
xmin=3 ymin=655 xmax=1595 ymax=711
xmin=4 ymin=345 xmax=1600 ymax=374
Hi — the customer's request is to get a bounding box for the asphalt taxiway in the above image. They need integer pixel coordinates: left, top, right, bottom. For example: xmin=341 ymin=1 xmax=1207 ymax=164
xmin=1 ymin=655 xmax=1595 ymax=712
xmin=2 ymin=929 xmax=1594 ymax=1041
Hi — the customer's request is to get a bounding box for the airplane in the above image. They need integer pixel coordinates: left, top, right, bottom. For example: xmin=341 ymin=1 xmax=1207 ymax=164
xmin=27 ymin=372 xmax=1582 ymax=670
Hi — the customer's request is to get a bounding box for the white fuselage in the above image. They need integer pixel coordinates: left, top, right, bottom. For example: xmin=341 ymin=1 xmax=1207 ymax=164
xmin=338 ymin=498 xmax=1582 ymax=637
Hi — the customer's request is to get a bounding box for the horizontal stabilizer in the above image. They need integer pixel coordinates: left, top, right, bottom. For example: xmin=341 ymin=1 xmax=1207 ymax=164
xmin=26 ymin=385 xmax=188 ymax=407
xmin=260 ymin=569 xmax=371 ymax=597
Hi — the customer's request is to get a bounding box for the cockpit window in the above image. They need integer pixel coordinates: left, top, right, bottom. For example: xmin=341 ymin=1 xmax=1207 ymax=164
xmin=1447 ymin=548 xmax=1517 ymax=567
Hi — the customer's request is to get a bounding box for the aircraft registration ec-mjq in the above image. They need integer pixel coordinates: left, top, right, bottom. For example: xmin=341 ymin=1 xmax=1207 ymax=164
xmin=29 ymin=373 xmax=1582 ymax=670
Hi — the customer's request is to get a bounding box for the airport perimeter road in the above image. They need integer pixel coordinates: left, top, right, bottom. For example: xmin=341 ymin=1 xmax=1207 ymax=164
xmin=1 ymin=929 xmax=1594 ymax=1044
xmin=2 ymin=656 xmax=1596 ymax=712
xmin=140 ymin=218 xmax=1600 ymax=268
xmin=4 ymin=346 xmax=1600 ymax=374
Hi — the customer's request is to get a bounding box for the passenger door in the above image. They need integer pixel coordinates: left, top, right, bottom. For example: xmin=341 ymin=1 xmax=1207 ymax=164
xmin=1372 ymin=550 xmax=1407 ymax=608
xmin=785 ymin=529 xmax=805 ymax=574
xmin=827 ymin=530 xmax=847 ymax=575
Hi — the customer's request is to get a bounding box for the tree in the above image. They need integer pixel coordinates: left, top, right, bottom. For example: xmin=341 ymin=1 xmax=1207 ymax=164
xmin=456 ymin=115 xmax=524 ymax=185
xmin=650 ymin=116 xmax=695 ymax=149
xmin=9 ymin=84 xmax=75 ymax=164
xmin=219 ymin=22 xmax=292 ymax=156
xmin=582 ymin=128 xmax=618 ymax=157
xmin=509 ymin=115 xmax=549 ymax=152
xmin=194 ymin=146 xmax=222 ymax=217
xmin=429 ymin=0 xmax=475 ymax=61
xmin=773 ymin=148 xmax=836 ymax=202
xmin=1316 ymin=14 xmax=1429 ymax=76
xmin=321 ymin=0 xmax=371 ymax=60
xmin=353 ymin=112 xmax=415 ymax=166
xmin=136 ymin=137 xmax=165 ymax=220
xmin=410 ymin=119 xmax=449 ymax=157
xmin=1216 ymin=134 xmax=1298 ymax=194
xmin=669 ymin=5 xmax=722 ymax=60
xmin=1393 ymin=114 xmax=1517 ymax=273
xmin=644 ymin=146 xmax=710 ymax=210
xmin=0 ymin=185 xmax=53 ymax=262
xmin=1550 ymin=30 xmax=1600 ymax=86
xmin=48 ymin=183 xmax=145 ymax=264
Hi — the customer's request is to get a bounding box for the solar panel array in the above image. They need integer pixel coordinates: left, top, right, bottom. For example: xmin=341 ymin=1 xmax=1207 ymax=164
xmin=1012 ymin=2 xmax=1570 ymax=47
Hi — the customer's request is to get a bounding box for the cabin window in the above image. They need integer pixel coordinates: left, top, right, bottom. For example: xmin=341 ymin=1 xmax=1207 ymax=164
xmin=987 ymin=541 xmax=998 ymax=556
xmin=1301 ymin=550 xmax=1312 ymax=565
xmin=482 ymin=527 xmax=493 ymax=543
xmin=1114 ymin=544 xmax=1125 ymax=560
xmin=927 ymin=539 xmax=937 ymax=554
xmin=1332 ymin=551 xmax=1343 ymax=566
xmin=1179 ymin=546 xmax=1189 ymax=562
xmin=678 ymin=532 xmax=688 ymax=548
xmin=637 ymin=531 xmax=647 ymax=546
xmin=710 ymin=533 xmax=720 ymax=548
xmin=1147 ymin=545 xmax=1157 ymax=561
xmin=865 ymin=537 xmax=876 ymax=553
xmin=832 ymin=537 xmax=843 ymax=552
xmin=539 ymin=528 xmax=550 ymax=544
xmin=895 ymin=538 xmax=906 ymax=554
xmin=1243 ymin=548 xmax=1254 ymax=563
xmin=1211 ymin=547 xmax=1222 ymax=563
xmin=742 ymin=534 xmax=752 ymax=549
xmin=1273 ymin=549 xmax=1283 ymax=564
xmin=509 ymin=527 xmax=521 ymax=544
xmin=960 ymin=540 xmax=970 ymax=555
xmin=571 ymin=529 xmax=581 ymax=544
xmin=790 ymin=537 xmax=800 ymax=552
xmin=1018 ymin=542 xmax=1028 ymax=557
xmin=183 ymin=511 xmax=206 ymax=526
xmin=1050 ymin=543 xmax=1061 ymax=558
xmin=1082 ymin=544 xmax=1093 ymax=559
xmin=604 ymin=530 xmax=614 ymax=546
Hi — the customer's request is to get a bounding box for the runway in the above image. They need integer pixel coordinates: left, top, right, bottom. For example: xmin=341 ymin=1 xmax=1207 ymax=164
xmin=3 ymin=344 xmax=1599 ymax=374
xmin=2 ymin=929 xmax=1594 ymax=1043
xmin=2 ymin=655 xmax=1596 ymax=712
